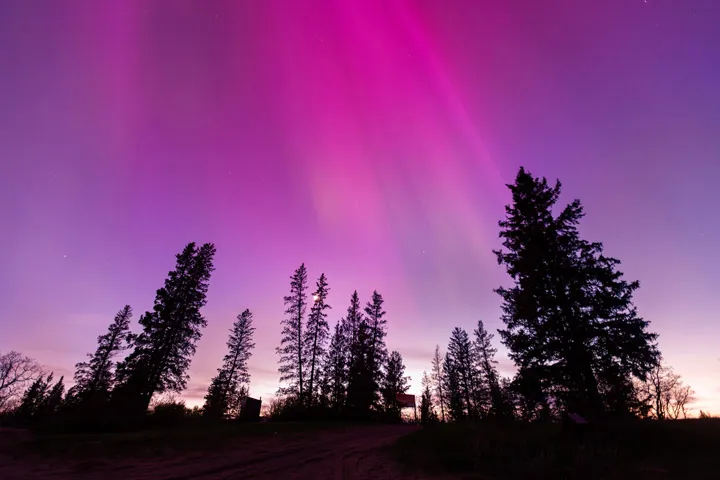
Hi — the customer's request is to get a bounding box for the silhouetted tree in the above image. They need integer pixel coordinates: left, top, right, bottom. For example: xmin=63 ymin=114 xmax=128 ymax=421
xmin=494 ymin=167 xmax=660 ymax=418
xmin=381 ymin=350 xmax=410 ymax=421
xmin=341 ymin=291 xmax=364 ymax=351
xmin=472 ymin=320 xmax=511 ymax=418
xmin=365 ymin=290 xmax=388 ymax=408
xmin=69 ymin=305 xmax=133 ymax=403
xmin=15 ymin=374 xmax=52 ymax=422
xmin=323 ymin=322 xmax=347 ymax=411
xmin=204 ymin=309 xmax=256 ymax=419
xmin=419 ymin=371 xmax=437 ymax=424
xmin=114 ymin=242 xmax=216 ymax=417
xmin=442 ymin=351 xmax=464 ymax=421
xmin=431 ymin=345 xmax=447 ymax=422
xmin=447 ymin=327 xmax=478 ymax=418
xmin=0 ymin=351 xmax=41 ymax=412
xmin=276 ymin=263 xmax=309 ymax=403
xmin=15 ymin=373 xmax=63 ymax=424
xmin=304 ymin=273 xmax=330 ymax=405
xmin=39 ymin=376 xmax=64 ymax=418
xmin=636 ymin=361 xmax=695 ymax=420
xmin=346 ymin=319 xmax=375 ymax=418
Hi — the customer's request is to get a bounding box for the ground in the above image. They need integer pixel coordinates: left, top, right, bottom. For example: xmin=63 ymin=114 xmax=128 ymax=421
xmin=0 ymin=424 xmax=421 ymax=480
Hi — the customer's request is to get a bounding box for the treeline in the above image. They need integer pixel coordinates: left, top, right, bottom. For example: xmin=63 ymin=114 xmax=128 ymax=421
xmin=272 ymin=265 xmax=409 ymax=421
xmin=0 ymin=167 xmax=700 ymax=431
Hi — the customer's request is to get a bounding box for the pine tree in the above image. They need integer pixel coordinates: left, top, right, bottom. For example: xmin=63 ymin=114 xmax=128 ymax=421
xmin=346 ymin=319 xmax=375 ymax=418
xmin=204 ymin=309 xmax=256 ymax=419
xmin=447 ymin=327 xmax=478 ymax=418
xmin=472 ymin=320 xmax=510 ymax=418
xmin=276 ymin=263 xmax=309 ymax=403
xmin=39 ymin=376 xmax=64 ymax=418
xmin=15 ymin=373 xmax=52 ymax=422
xmin=324 ymin=322 xmax=347 ymax=411
xmin=364 ymin=290 xmax=388 ymax=407
xmin=71 ymin=305 xmax=133 ymax=402
xmin=419 ymin=371 xmax=437 ymax=424
xmin=381 ymin=350 xmax=410 ymax=421
xmin=304 ymin=273 xmax=330 ymax=405
xmin=114 ymin=242 xmax=216 ymax=415
xmin=494 ymin=167 xmax=660 ymax=418
xmin=431 ymin=345 xmax=447 ymax=422
xmin=341 ymin=291 xmax=364 ymax=350
xmin=442 ymin=352 xmax=464 ymax=421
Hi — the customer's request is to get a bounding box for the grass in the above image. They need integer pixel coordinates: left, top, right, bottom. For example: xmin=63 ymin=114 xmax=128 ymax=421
xmin=394 ymin=418 xmax=720 ymax=479
xmin=7 ymin=420 xmax=350 ymax=459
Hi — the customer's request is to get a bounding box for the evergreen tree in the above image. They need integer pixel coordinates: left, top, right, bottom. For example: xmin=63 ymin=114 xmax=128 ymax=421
xmin=114 ymin=242 xmax=216 ymax=415
xmin=381 ymin=350 xmax=410 ymax=421
xmin=323 ymin=322 xmax=347 ymax=411
xmin=442 ymin=352 xmax=464 ymax=421
xmin=15 ymin=373 xmax=52 ymax=422
xmin=431 ymin=345 xmax=447 ymax=422
xmin=494 ymin=167 xmax=659 ymax=418
xmin=341 ymin=291 xmax=364 ymax=349
xmin=346 ymin=319 xmax=375 ymax=418
xmin=71 ymin=305 xmax=133 ymax=402
xmin=204 ymin=309 xmax=256 ymax=419
xmin=419 ymin=371 xmax=437 ymax=424
xmin=304 ymin=273 xmax=330 ymax=405
xmin=39 ymin=376 xmax=64 ymax=418
xmin=447 ymin=327 xmax=478 ymax=418
xmin=472 ymin=320 xmax=510 ymax=418
xmin=276 ymin=263 xmax=309 ymax=402
xmin=364 ymin=290 xmax=388 ymax=407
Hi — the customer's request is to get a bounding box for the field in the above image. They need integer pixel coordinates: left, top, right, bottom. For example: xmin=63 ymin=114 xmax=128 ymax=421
xmin=0 ymin=422 xmax=419 ymax=479
xmin=394 ymin=418 xmax=720 ymax=479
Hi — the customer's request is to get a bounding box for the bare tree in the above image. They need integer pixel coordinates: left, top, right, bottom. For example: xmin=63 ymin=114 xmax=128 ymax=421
xmin=669 ymin=383 xmax=695 ymax=420
xmin=637 ymin=361 xmax=694 ymax=420
xmin=0 ymin=351 xmax=42 ymax=412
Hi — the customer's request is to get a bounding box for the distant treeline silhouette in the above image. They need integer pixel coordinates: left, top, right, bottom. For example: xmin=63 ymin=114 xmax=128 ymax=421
xmin=0 ymin=167 xmax=698 ymax=431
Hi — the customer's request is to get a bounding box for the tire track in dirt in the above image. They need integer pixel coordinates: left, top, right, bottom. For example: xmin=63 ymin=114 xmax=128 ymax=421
xmin=1 ymin=425 xmax=420 ymax=480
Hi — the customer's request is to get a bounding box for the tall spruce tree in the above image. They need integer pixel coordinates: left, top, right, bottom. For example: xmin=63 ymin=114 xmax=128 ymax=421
xmin=304 ymin=273 xmax=330 ymax=405
xmin=494 ymin=167 xmax=659 ymax=418
xmin=431 ymin=345 xmax=447 ymax=422
xmin=472 ymin=320 xmax=510 ymax=418
xmin=364 ymin=290 xmax=388 ymax=407
xmin=114 ymin=242 xmax=216 ymax=415
xmin=381 ymin=350 xmax=410 ymax=421
xmin=442 ymin=352 xmax=464 ymax=421
xmin=324 ymin=322 xmax=347 ymax=411
xmin=276 ymin=263 xmax=309 ymax=402
xmin=447 ymin=327 xmax=478 ymax=418
xmin=204 ymin=309 xmax=256 ymax=419
xmin=346 ymin=319 xmax=375 ymax=418
xmin=71 ymin=305 xmax=133 ymax=402
xmin=341 ymin=291 xmax=364 ymax=364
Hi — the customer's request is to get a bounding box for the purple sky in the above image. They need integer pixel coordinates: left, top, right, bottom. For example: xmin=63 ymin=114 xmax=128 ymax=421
xmin=1 ymin=0 xmax=719 ymax=412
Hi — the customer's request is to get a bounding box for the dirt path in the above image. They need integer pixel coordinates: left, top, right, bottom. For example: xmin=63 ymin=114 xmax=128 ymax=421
xmin=1 ymin=425 xmax=423 ymax=479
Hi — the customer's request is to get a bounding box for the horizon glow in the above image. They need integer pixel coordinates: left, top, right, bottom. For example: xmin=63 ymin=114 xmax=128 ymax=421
xmin=1 ymin=0 xmax=719 ymax=414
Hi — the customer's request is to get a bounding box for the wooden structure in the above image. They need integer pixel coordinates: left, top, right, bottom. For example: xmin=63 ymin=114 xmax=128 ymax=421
xmin=239 ymin=396 xmax=262 ymax=422
xmin=396 ymin=393 xmax=417 ymax=423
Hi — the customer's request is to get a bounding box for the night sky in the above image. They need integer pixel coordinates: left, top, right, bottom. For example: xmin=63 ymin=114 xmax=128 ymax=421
xmin=1 ymin=0 xmax=719 ymax=412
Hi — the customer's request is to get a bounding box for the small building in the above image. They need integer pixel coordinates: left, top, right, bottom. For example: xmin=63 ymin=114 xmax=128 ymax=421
xmin=239 ymin=396 xmax=262 ymax=422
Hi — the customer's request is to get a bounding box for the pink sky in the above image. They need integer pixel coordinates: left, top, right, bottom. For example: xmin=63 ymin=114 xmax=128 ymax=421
xmin=1 ymin=0 xmax=719 ymax=413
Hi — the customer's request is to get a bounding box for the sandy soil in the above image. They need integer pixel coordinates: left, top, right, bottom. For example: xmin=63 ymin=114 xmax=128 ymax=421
xmin=0 ymin=425 xmax=425 ymax=480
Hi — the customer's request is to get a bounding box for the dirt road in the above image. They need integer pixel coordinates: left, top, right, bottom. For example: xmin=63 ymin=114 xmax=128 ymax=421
xmin=1 ymin=424 xmax=422 ymax=480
